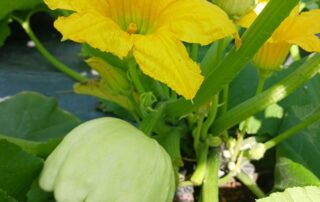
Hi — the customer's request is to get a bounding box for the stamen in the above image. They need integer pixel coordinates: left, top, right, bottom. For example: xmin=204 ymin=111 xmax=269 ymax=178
xmin=127 ymin=23 xmax=138 ymax=34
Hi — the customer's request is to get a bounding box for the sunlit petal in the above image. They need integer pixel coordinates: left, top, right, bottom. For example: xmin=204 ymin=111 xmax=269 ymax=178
xmin=44 ymin=0 xmax=109 ymax=16
xmin=132 ymin=32 xmax=204 ymax=100
xmin=157 ymin=0 xmax=239 ymax=45
xmin=54 ymin=12 xmax=133 ymax=59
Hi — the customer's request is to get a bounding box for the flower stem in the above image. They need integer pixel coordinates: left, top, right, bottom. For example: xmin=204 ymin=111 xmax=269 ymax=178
xmin=201 ymin=95 xmax=219 ymax=140
xmin=264 ymin=110 xmax=320 ymax=150
xmin=139 ymin=103 xmax=166 ymax=136
xmin=192 ymin=43 xmax=199 ymax=62
xmin=191 ymin=143 xmax=209 ymax=185
xmin=19 ymin=19 xmax=88 ymax=83
xmin=193 ymin=115 xmax=205 ymax=153
xmin=221 ymin=85 xmax=229 ymax=115
xmin=255 ymin=75 xmax=267 ymax=95
xmin=128 ymin=60 xmax=145 ymax=94
xmin=201 ymin=149 xmax=220 ymax=202
xmin=236 ymin=171 xmax=266 ymax=198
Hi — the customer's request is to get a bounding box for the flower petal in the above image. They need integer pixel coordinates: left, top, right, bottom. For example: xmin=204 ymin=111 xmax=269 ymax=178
xmin=284 ymin=10 xmax=320 ymax=52
xmin=54 ymin=12 xmax=133 ymax=59
xmin=44 ymin=0 xmax=109 ymax=15
xmin=132 ymin=33 xmax=204 ymax=100
xmin=237 ymin=10 xmax=257 ymax=28
xmin=289 ymin=35 xmax=320 ymax=52
xmin=157 ymin=0 xmax=239 ymax=45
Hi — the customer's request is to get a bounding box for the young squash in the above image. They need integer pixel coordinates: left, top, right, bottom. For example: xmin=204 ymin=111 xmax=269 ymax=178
xmin=39 ymin=117 xmax=175 ymax=202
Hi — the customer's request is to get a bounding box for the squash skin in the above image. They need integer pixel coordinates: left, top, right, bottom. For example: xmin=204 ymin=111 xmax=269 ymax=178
xmin=39 ymin=117 xmax=175 ymax=202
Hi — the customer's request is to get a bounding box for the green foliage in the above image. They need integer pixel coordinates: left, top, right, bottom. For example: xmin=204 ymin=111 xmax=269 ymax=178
xmin=0 ymin=92 xmax=80 ymax=141
xmin=228 ymin=57 xmax=320 ymax=190
xmin=0 ymin=92 xmax=80 ymax=156
xmin=0 ymin=18 xmax=10 ymax=46
xmin=0 ymin=140 xmax=43 ymax=201
xmin=0 ymin=189 xmax=18 ymax=202
xmin=257 ymin=186 xmax=320 ymax=202
xmin=27 ymin=180 xmax=54 ymax=202
xmin=0 ymin=0 xmax=42 ymax=20
xmin=0 ymin=0 xmax=44 ymax=47
xmin=0 ymin=92 xmax=80 ymax=201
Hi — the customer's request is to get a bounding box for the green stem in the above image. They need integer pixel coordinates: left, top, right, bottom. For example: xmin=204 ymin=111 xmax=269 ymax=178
xmin=193 ymin=116 xmax=205 ymax=152
xmin=236 ymin=171 xmax=266 ymax=198
xmin=232 ymin=74 xmax=266 ymax=161
xmin=211 ymin=54 xmax=320 ymax=136
xmin=255 ymin=75 xmax=267 ymax=95
xmin=290 ymin=45 xmax=301 ymax=62
xmin=139 ymin=103 xmax=166 ymax=136
xmin=201 ymin=95 xmax=219 ymax=140
xmin=165 ymin=0 xmax=300 ymax=117
xmin=221 ymin=85 xmax=229 ymax=115
xmin=128 ymin=60 xmax=145 ymax=94
xmin=18 ymin=19 xmax=88 ymax=83
xmin=201 ymin=149 xmax=220 ymax=202
xmin=192 ymin=44 xmax=199 ymax=62
xmin=191 ymin=143 xmax=209 ymax=186
xmin=218 ymin=172 xmax=234 ymax=186
xmin=264 ymin=110 xmax=320 ymax=150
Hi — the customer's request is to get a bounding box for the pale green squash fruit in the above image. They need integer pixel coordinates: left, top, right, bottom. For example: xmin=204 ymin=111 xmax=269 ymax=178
xmin=39 ymin=117 xmax=175 ymax=202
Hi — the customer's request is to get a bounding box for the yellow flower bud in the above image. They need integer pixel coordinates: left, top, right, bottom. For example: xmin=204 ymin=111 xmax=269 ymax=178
xmin=215 ymin=0 xmax=256 ymax=19
xmin=253 ymin=42 xmax=291 ymax=71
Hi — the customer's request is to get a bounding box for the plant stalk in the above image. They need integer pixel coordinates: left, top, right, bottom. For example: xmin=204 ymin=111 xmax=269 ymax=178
xmin=20 ymin=20 xmax=88 ymax=83
xmin=264 ymin=110 xmax=320 ymax=150
xmin=166 ymin=0 xmax=300 ymax=117
xmin=236 ymin=171 xmax=266 ymax=198
xmin=211 ymin=54 xmax=320 ymax=136
xmin=201 ymin=149 xmax=220 ymax=202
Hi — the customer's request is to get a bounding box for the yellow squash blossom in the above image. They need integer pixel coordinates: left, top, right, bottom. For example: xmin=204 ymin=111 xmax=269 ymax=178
xmin=239 ymin=1 xmax=320 ymax=71
xmin=44 ymin=0 xmax=239 ymax=99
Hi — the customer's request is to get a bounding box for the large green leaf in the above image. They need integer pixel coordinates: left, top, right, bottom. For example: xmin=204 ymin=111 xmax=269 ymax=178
xmin=0 ymin=0 xmax=43 ymax=20
xmin=27 ymin=179 xmax=54 ymax=202
xmin=0 ymin=189 xmax=17 ymax=202
xmin=0 ymin=92 xmax=80 ymax=156
xmin=0 ymin=140 xmax=43 ymax=201
xmin=257 ymin=186 xmax=320 ymax=202
xmin=274 ymin=104 xmax=320 ymax=190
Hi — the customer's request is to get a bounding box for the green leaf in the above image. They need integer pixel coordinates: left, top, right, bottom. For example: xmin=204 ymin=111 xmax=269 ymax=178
xmin=0 ymin=91 xmax=80 ymax=156
xmin=0 ymin=0 xmax=43 ymax=20
xmin=269 ymin=61 xmax=320 ymax=190
xmin=257 ymin=186 xmax=320 ymax=202
xmin=0 ymin=189 xmax=18 ymax=202
xmin=27 ymin=179 xmax=54 ymax=202
xmin=274 ymin=147 xmax=320 ymax=190
xmin=0 ymin=140 xmax=43 ymax=201
xmin=0 ymin=18 xmax=10 ymax=47
xmin=274 ymin=104 xmax=320 ymax=190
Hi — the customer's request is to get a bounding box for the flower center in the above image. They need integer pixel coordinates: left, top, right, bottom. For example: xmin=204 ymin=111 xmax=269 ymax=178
xmin=127 ymin=23 xmax=138 ymax=34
